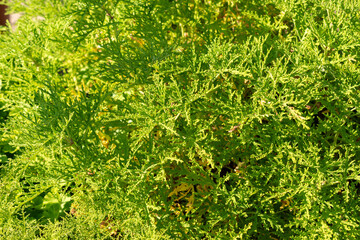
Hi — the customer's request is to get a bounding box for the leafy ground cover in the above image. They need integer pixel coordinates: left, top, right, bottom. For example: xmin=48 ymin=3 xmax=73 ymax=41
xmin=0 ymin=0 xmax=360 ymax=239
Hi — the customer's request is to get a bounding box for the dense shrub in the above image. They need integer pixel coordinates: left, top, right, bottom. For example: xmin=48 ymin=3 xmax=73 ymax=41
xmin=1 ymin=0 xmax=360 ymax=239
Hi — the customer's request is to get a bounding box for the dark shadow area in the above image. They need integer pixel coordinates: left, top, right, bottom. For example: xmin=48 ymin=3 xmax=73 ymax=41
xmin=0 ymin=4 xmax=8 ymax=26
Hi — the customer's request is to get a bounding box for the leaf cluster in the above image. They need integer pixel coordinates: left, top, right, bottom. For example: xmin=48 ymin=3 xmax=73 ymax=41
xmin=1 ymin=0 xmax=360 ymax=239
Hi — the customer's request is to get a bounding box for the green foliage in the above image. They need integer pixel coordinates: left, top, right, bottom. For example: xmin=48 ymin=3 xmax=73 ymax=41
xmin=1 ymin=0 xmax=360 ymax=239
